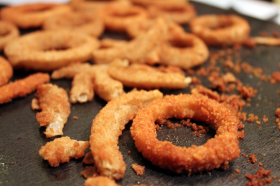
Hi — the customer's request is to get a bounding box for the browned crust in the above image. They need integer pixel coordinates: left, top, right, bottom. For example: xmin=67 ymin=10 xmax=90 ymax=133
xmin=0 ymin=56 xmax=13 ymax=86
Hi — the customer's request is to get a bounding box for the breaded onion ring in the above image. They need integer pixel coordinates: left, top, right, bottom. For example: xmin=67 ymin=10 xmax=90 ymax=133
xmin=108 ymin=63 xmax=191 ymax=89
xmin=4 ymin=30 xmax=99 ymax=71
xmin=0 ymin=57 xmax=13 ymax=87
xmin=93 ymin=17 xmax=167 ymax=64
xmin=43 ymin=12 xmax=104 ymax=38
xmin=90 ymin=89 xmax=163 ymax=180
xmin=0 ymin=3 xmax=72 ymax=29
xmin=85 ymin=176 xmax=119 ymax=186
xmin=39 ymin=136 xmax=89 ymax=167
xmin=160 ymin=31 xmax=209 ymax=70
xmin=148 ymin=3 xmax=196 ymax=24
xmin=36 ymin=83 xmax=70 ymax=138
xmin=99 ymin=4 xmax=148 ymax=31
xmin=0 ymin=73 xmax=50 ymax=105
xmin=126 ymin=18 xmax=184 ymax=38
xmin=131 ymin=94 xmax=240 ymax=174
xmin=190 ymin=14 xmax=250 ymax=46
xmin=0 ymin=21 xmax=19 ymax=51
xmin=70 ymin=73 xmax=94 ymax=104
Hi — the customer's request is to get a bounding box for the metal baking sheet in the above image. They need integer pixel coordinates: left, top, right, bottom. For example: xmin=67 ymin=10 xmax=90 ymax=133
xmin=1 ymin=2 xmax=280 ymax=186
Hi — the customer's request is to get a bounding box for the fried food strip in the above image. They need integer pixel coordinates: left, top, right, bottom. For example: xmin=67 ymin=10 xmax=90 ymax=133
xmin=39 ymin=136 xmax=89 ymax=167
xmin=84 ymin=176 xmax=119 ymax=186
xmin=0 ymin=73 xmax=50 ymax=105
xmin=247 ymin=37 xmax=280 ymax=46
xmin=93 ymin=17 xmax=168 ymax=64
xmin=70 ymin=73 xmax=94 ymax=104
xmin=51 ymin=62 xmax=125 ymax=102
xmin=0 ymin=57 xmax=13 ymax=87
xmin=90 ymin=89 xmax=163 ymax=180
xmin=108 ymin=63 xmax=191 ymax=89
xmin=36 ymin=83 xmax=70 ymax=138
xmin=131 ymin=94 xmax=240 ymax=175
xmin=0 ymin=21 xmax=19 ymax=51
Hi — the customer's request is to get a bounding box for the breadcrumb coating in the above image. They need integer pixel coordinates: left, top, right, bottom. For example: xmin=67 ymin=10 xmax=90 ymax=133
xmin=84 ymin=176 xmax=119 ymax=186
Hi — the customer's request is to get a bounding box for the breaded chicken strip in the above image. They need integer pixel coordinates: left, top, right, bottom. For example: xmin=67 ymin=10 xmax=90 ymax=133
xmin=90 ymin=89 xmax=163 ymax=180
xmin=39 ymin=136 xmax=89 ymax=167
xmin=0 ymin=72 xmax=50 ymax=104
xmin=35 ymin=83 xmax=70 ymax=138
xmin=84 ymin=176 xmax=119 ymax=186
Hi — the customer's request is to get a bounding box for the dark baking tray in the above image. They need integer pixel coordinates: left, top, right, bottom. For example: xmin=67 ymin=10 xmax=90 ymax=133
xmin=1 ymin=2 xmax=280 ymax=186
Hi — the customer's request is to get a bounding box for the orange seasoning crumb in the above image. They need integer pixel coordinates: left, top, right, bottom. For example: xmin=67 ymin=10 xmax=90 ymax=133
xmin=258 ymin=162 xmax=263 ymax=167
xmin=231 ymin=174 xmax=234 ymax=178
xmin=256 ymin=121 xmax=261 ymax=125
xmin=272 ymin=176 xmax=277 ymax=179
xmin=275 ymin=108 xmax=280 ymax=117
xmin=73 ymin=116 xmax=78 ymax=120
xmin=235 ymin=169 xmax=240 ymax=174
xmin=263 ymin=154 xmax=266 ymax=157
xmin=242 ymin=153 xmax=249 ymax=158
xmin=128 ymin=151 xmax=131 ymax=154
xmin=132 ymin=163 xmax=145 ymax=176
xmin=263 ymin=115 xmax=268 ymax=122
xmin=246 ymin=168 xmax=272 ymax=186
xmin=250 ymin=154 xmax=257 ymax=163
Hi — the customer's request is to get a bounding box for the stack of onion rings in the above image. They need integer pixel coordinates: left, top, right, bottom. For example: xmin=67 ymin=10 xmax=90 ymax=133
xmin=0 ymin=21 xmax=19 ymax=51
xmin=0 ymin=3 xmax=72 ymax=28
xmin=43 ymin=12 xmax=104 ymax=38
xmin=131 ymin=94 xmax=240 ymax=174
xmin=190 ymin=14 xmax=250 ymax=46
xmin=4 ymin=30 xmax=99 ymax=71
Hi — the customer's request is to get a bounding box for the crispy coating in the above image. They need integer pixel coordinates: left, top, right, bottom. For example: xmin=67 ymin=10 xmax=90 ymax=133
xmin=108 ymin=63 xmax=191 ymax=89
xmin=99 ymin=4 xmax=148 ymax=31
xmin=70 ymin=73 xmax=94 ymax=104
xmin=0 ymin=3 xmax=72 ymax=29
xmin=31 ymin=98 xmax=40 ymax=110
xmin=132 ymin=163 xmax=145 ymax=176
xmin=0 ymin=73 xmax=50 ymax=105
xmin=93 ymin=65 xmax=125 ymax=102
xmin=51 ymin=63 xmax=125 ymax=102
xmin=251 ymin=37 xmax=280 ymax=46
xmin=36 ymin=83 xmax=70 ymax=138
xmin=148 ymin=3 xmax=196 ymax=24
xmin=190 ymin=14 xmax=250 ymax=46
xmin=84 ymin=176 xmax=119 ymax=186
xmin=0 ymin=57 xmax=13 ymax=87
xmin=43 ymin=12 xmax=104 ymax=38
xmin=132 ymin=0 xmax=187 ymax=7
xmin=39 ymin=136 xmax=89 ymax=167
xmin=4 ymin=30 xmax=99 ymax=71
xmin=93 ymin=17 xmax=168 ymax=64
xmin=160 ymin=31 xmax=209 ymax=70
xmin=90 ymin=89 xmax=163 ymax=180
xmin=131 ymin=94 xmax=240 ymax=174
xmin=0 ymin=21 xmax=19 ymax=51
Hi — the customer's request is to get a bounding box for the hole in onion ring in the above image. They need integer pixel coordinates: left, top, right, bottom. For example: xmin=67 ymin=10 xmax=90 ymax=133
xmin=209 ymin=21 xmax=234 ymax=30
xmin=168 ymin=38 xmax=194 ymax=49
xmin=159 ymin=7 xmax=187 ymax=13
xmin=111 ymin=11 xmax=139 ymax=18
xmin=43 ymin=46 xmax=71 ymax=52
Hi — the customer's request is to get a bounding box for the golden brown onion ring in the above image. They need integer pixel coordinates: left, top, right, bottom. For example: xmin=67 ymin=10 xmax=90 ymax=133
xmin=0 ymin=3 xmax=72 ymax=28
xmin=43 ymin=12 xmax=104 ymax=38
xmin=131 ymin=94 xmax=240 ymax=174
xmin=160 ymin=31 xmax=209 ymax=70
xmin=99 ymin=4 xmax=148 ymax=31
xmin=4 ymin=30 xmax=99 ymax=71
xmin=0 ymin=73 xmax=50 ymax=105
xmin=90 ymin=89 xmax=163 ymax=180
xmin=108 ymin=63 xmax=191 ymax=89
xmin=190 ymin=14 xmax=250 ymax=46
xmin=0 ymin=21 xmax=19 ymax=51
xmin=148 ymin=3 xmax=196 ymax=24
xmin=0 ymin=57 xmax=13 ymax=87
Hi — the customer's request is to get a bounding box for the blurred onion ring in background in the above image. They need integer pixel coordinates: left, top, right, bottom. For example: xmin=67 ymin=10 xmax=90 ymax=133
xmin=190 ymin=14 xmax=250 ymax=46
xmin=4 ymin=30 xmax=99 ymax=71
xmin=131 ymin=94 xmax=241 ymax=175
xmin=0 ymin=21 xmax=19 ymax=51
xmin=0 ymin=3 xmax=72 ymax=28
xmin=0 ymin=56 xmax=13 ymax=87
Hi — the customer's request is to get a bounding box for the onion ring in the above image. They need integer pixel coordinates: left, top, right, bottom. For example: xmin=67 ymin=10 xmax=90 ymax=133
xmin=0 ymin=73 xmax=50 ymax=105
xmin=190 ymin=14 xmax=250 ymax=46
xmin=108 ymin=63 xmax=191 ymax=89
xmin=160 ymin=31 xmax=209 ymax=69
xmin=0 ymin=57 xmax=13 ymax=87
xmin=0 ymin=3 xmax=72 ymax=28
xmin=4 ymin=30 xmax=99 ymax=71
xmin=90 ymin=89 xmax=163 ymax=180
xmin=131 ymin=94 xmax=240 ymax=174
xmin=148 ymin=3 xmax=196 ymax=24
xmin=43 ymin=12 xmax=104 ymax=38
xmin=0 ymin=21 xmax=19 ymax=51
xmin=99 ymin=4 xmax=148 ymax=31
xmin=93 ymin=17 xmax=167 ymax=64
xmin=39 ymin=136 xmax=89 ymax=167
xmin=36 ymin=83 xmax=70 ymax=138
